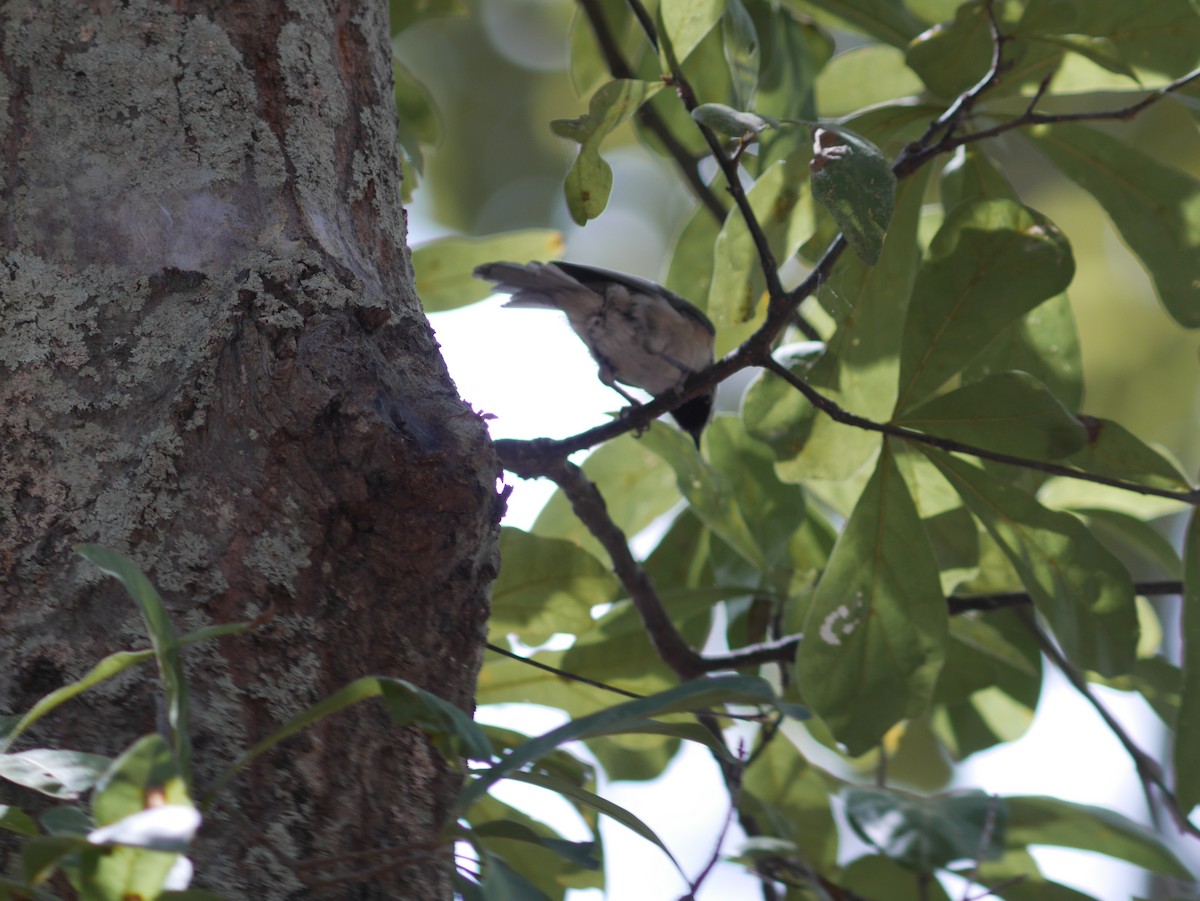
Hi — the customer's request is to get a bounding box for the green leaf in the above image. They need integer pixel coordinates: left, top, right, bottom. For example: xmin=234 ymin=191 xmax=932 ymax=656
xmin=481 ymin=849 xmax=555 ymax=900
xmin=0 ymin=750 xmax=110 ymax=800
xmin=973 ymin=850 xmax=1102 ymax=901
xmin=796 ymin=444 xmax=948 ymax=756
xmin=472 ymin=819 xmax=599 ymax=872
xmin=461 ymin=674 xmax=776 ymax=809
xmin=75 ymin=545 xmax=193 ymax=784
xmin=466 ymin=794 xmax=601 ymax=896
xmin=378 ymin=679 xmax=494 ymax=761
xmin=841 ymin=854 xmax=952 ymax=900
xmin=941 ymin=145 xmax=1018 ymax=210
xmin=964 ymin=294 xmax=1083 ymax=413
xmin=906 ymin=1 xmax=1060 ymax=99
xmin=1025 ymin=123 xmax=1200 ymax=328
xmin=775 ymin=166 xmax=931 ymax=482
xmin=922 ymin=449 xmax=1138 ymax=676
xmin=85 ymin=735 xmax=193 ymax=901
xmin=707 ymin=150 xmax=814 ymax=343
xmin=1042 ymin=0 xmax=1200 ymax=79
xmin=691 ymin=103 xmax=773 ymax=137
xmin=1175 ymin=508 xmax=1200 ymax=811
xmin=1062 ymin=417 xmax=1194 ymax=491
xmin=703 ymin=416 xmax=808 ymax=576
xmin=491 ymin=528 xmax=618 ymax=644
xmin=894 ymin=371 xmax=1087 ymax=460
xmin=551 ymin=80 xmax=662 ymax=225
xmin=658 ymin=0 xmax=726 ymax=64
xmin=1076 ymin=508 xmax=1183 ymax=579
xmin=22 ymin=834 xmax=87 ymax=887
xmin=477 ymin=649 xmax=648 ymax=720
xmin=895 ymin=199 xmax=1075 ymax=412
xmin=41 ymin=804 xmax=93 ymax=837
xmin=797 ymin=0 xmax=926 ymax=48
xmin=809 ymin=126 xmax=896 ymax=265
xmin=1038 ymin=478 xmax=1191 ymax=522
xmin=640 ymin=422 xmax=766 ymax=569
xmin=934 ymin=612 xmax=1042 ymax=758
xmin=0 ymin=805 xmax=37 ymax=837
xmin=503 ymin=770 xmax=679 ymax=871
xmin=558 ymin=592 xmax=713 ymax=696
xmin=414 ymin=230 xmax=564 ymax=312
xmin=92 ymin=736 xmax=189 ymax=828
xmin=741 ymin=341 xmax=824 ymax=460
xmin=1032 ymin=34 xmax=1137 ymax=81
xmin=844 ymin=787 xmax=1006 ymax=871
xmin=1004 ymin=795 xmax=1191 ymax=876
xmin=722 ymin=0 xmax=760 ymax=107
xmin=815 ymin=44 xmax=925 ymax=117
xmin=751 ymin=2 xmax=830 ymax=162
xmin=740 ymin=733 xmax=839 ymax=867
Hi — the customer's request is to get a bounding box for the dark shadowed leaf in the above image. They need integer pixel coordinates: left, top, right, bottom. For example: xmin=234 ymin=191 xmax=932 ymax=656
xmin=894 ymin=371 xmax=1087 ymax=460
xmin=845 ymin=787 xmax=1006 ymax=871
xmin=1004 ymin=795 xmax=1190 ymax=876
xmin=896 ymin=199 xmax=1075 ymax=412
xmin=922 ymin=449 xmax=1138 ymax=676
xmin=810 ymin=127 xmax=896 ymax=264
xmin=1026 ymin=123 xmax=1200 ymax=328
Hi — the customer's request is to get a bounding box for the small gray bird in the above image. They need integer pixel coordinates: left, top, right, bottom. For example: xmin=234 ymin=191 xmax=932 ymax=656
xmin=474 ymin=261 xmax=716 ymax=445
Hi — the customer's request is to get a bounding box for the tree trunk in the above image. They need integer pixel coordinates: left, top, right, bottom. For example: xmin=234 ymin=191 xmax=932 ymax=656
xmin=0 ymin=2 xmax=497 ymax=897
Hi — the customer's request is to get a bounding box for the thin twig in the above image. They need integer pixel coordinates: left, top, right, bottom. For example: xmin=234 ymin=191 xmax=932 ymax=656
xmin=960 ymin=795 xmax=1003 ymax=901
xmin=485 ymin=640 xmax=643 ymax=700
xmin=681 ymin=743 xmax=746 ymax=900
xmin=483 ymin=641 xmax=769 ymax=722
xmin=761 ymin=357 xmax=1200 ymax=505
xmin=488 ymin=582 xmax=1184 ymax=678
xmin=575 ymin=0 xmax=726 ymax=222
xmin=1017 ymin=608 xmax=1200 ymax=840
xmin=897 ymin=64 xmax=1200 ymax=177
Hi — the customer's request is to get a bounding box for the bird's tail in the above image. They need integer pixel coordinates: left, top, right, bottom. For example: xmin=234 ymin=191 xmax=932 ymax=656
xmin=473 ymin=261 xmax=590 ymax=312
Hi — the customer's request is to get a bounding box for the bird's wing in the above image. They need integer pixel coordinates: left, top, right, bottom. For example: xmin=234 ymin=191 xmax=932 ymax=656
xmin=550 ymin=261 xmax=715 ymax=336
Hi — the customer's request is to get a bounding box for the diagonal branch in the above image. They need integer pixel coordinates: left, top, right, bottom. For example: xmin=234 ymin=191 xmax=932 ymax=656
xmin=1017 ymin=607 xmax=1200 ymax=840
xmin=541 ymin=456 xmax=705 ymax=679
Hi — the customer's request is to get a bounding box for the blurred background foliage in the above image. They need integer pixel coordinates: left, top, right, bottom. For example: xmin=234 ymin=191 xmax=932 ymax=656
xmin=395 ymin=0 xmax=1200 ymax=473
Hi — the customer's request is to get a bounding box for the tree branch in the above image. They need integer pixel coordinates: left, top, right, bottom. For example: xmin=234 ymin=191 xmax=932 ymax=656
xmin=542 ymin=457 xmax=705 ymax=679
xmin=760 ymin=358 xmax=1200 ymax=506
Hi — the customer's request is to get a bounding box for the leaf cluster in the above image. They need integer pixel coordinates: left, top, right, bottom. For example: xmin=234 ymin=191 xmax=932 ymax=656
xmin=399 ymin=0 xmax=1200 ymax=898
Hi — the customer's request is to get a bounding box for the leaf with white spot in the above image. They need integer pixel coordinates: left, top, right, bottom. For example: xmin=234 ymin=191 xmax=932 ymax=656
xmin=796 ymin=442 xmax=947 ymax=756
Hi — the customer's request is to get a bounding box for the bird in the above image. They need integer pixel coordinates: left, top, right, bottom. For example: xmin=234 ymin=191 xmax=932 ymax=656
xmin=474 ymin=260 xmax=716 ymax=446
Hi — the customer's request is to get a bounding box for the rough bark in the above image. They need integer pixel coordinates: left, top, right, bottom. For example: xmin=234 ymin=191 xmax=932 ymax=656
xmin=0 ymin=2 xmax=497 ymax=897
